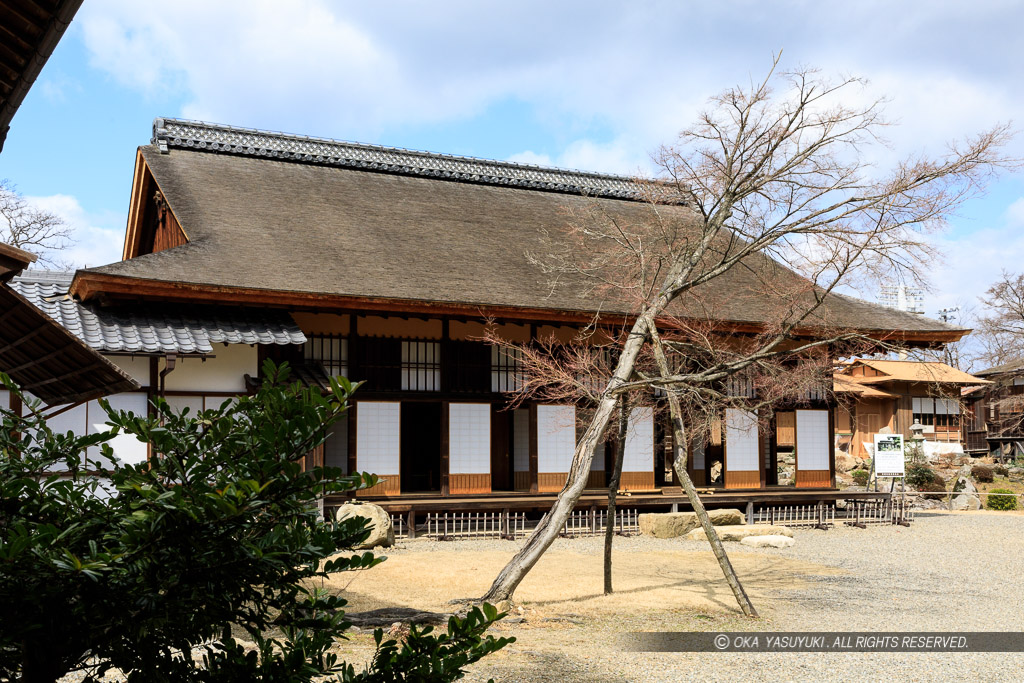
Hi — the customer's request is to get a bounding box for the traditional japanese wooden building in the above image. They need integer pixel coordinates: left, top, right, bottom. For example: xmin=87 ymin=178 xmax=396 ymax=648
xmin=833 ymin=359 xmax=987 ymax=459
xmin=962 ymin=360 xmax=1024 ymax=458
xmin=14 ymin=118 xmax=971 ymax=512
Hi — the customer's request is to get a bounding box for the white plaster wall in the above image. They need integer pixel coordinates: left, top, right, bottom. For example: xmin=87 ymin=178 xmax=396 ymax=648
xmin=725 ymin=409 xmax=759 ymax=472
xmin=0 ymin=389 xmax=9 ymax=411
xmin=107 ymin=355 xmax=151 ymax=386
xmin=623 ymin=407 xmax=654 ymax=472
xmin=449 ymin=403 xmax=491 ymax=474
xmin=796 ymin=409 xmax=830 ymax=471
xmin=164 ymin=395 xmax=204 ymax=416
xmin=88 ymin=393 xmax=149 ymax=466
xmin=513 ymin=408 xmax=529 ymax=472
xmin=356 ymin=401 xmax=400 ymax=475
xmin=163 ymin=344 xmax=257 ymax=393
xmin=537 ymin=405 xmax=575 ymax=473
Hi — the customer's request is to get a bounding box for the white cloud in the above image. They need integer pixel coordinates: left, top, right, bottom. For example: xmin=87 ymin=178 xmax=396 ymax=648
xmin=76 ymin=0 xmax=1024 ymax=164
xmin=22 ymin=194 xmax=124 ymax=270
xmin=927 ymin=199 xmax=1024 ymax=316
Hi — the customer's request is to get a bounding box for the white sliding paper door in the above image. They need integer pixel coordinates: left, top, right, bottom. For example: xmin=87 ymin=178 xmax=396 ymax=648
xmin=724 ymin=408 xmax=760 ymax=489
xmin=536 ymin=405 xmax=575 ymax=492
xmin=795 ymin=409 xmax=831 ymax=487
xmin=448 ymin=403 xmax=491 ymax=493
xmin=621 ymin=406 xmax=655 ymax=490
xmin=356 ymin=401 xmax=400 ymax=494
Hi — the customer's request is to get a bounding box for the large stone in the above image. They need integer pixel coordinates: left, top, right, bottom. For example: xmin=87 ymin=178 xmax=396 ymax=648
xmin=949 ymin=474 xmax=981 ymax=511
xmin=835 ymin=452 xmax=858 ymax=473
xmin=638 ymin=509 xmax=745 ymax=538
xmin=334 ymin=502 xmax=394 ymax=548
xmin=740 ymin=534 xmax=795 ymax=549
xmin=686 ymin=524 xmax=794 ymax=542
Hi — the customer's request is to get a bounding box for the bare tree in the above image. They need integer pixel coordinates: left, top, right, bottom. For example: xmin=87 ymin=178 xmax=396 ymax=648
xmin=480 ymin=56 xmax=1013 ymax=608
xmin=972 ymin=271 xmax=1024 ymax=369
xmin=0 ymin=179 xmax=74 ymax=266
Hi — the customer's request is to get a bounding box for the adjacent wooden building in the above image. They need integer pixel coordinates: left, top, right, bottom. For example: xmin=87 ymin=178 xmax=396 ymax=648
xmin=962 ymin=360 xmax=1024 ymax=458
xmin=833 ymin=359 xmax=987 ymax=459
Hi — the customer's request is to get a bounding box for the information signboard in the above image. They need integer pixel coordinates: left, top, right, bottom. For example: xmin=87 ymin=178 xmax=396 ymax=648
xmin=873 ymin=434 xmax=905 ymax=477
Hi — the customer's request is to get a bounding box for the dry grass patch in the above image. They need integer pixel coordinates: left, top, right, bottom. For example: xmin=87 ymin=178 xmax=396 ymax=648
xmin=327 ymin=545 xmax=841 ymax=619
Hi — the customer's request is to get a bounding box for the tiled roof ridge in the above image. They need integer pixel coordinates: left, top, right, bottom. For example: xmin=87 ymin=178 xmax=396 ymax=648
xmin=152 ymin=117 xmax=651 ymax=200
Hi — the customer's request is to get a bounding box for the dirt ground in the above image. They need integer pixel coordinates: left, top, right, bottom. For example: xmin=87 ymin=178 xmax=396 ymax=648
xmin=329 ymin=547 xmax=838 ymax=619
xmin=324 ymin=511 xmax=1024 ymax=682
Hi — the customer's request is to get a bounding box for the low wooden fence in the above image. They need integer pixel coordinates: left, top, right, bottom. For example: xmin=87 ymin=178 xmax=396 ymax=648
xmin=753 ymin=498 xmax=914 ymax=529
xmin=389 ymin=508 xmax=641 ymax=541
xmin=559 ymin=508 xmax=639 ymax=538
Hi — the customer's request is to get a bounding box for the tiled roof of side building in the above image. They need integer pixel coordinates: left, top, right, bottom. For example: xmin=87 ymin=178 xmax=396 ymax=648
xmin=12 ymin=271 xmax=306 ymax=354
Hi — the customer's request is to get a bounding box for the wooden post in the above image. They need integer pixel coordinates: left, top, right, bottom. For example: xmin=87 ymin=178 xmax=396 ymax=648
xmin=828 ymin=406 xmax=837 ymax=489
xmin=528 ymin=402 xmax=539 ymax=494
xmin=407 ymin=510 xmax=416 ymax=539
xmin=147 ymin=356 xmax=159 ymax=467
xmin=347 ymin=402 xmax=358 ymax=491
xmin=441 ymin=401 xmax=450 ymax=496
xmin=745 ymin=501 xmax=754 ymax=522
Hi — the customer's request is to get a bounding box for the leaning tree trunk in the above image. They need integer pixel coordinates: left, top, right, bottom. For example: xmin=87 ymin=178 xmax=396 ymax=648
xmin=481 ymin=309 xmax=657 ymax=602
xmin=647 ymin=324 xmax=757 ymax=617
xmin=603 ymin=397 xmax=629 ymax=595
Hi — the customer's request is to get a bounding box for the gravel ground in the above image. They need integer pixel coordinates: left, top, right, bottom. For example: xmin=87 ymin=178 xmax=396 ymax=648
xmin=55 ymin=511 xmax=1024 ymax=682
xmin=448 ymin=510 xmax=1024 ymax=682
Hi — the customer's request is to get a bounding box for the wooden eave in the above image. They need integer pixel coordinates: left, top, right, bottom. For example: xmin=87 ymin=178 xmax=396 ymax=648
xmin=68 ymin=271 xmax=969 ymax=347
xmin=0 ymin=240 xmax=36 ymax=282
xmin=0 ymin=283 xmax=139 ymax=405
xmin=0 ymin=0 xmax=84 ymax=153
xmin=121 ymin=148 xmax=189 ymax=260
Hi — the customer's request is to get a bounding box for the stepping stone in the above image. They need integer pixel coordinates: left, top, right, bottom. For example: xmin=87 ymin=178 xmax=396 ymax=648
xmin=638 ymin=509 xmax=745 ymax=538
xmin=740 ymin=534 xmax=795 ymax=548
xmin=685 ymin=524 xmax=794 ymax=542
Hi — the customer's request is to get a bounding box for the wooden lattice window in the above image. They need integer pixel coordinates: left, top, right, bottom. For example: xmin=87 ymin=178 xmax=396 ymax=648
xmin=725 ymin=374 xmax=755 ymax=399
xmin=491 ymin=346 xmax=525 ymax=393
xmin=401 ymin=341 xmax=440 ymax=391
xmin=304 ymin=335 xmax=348 ymax=377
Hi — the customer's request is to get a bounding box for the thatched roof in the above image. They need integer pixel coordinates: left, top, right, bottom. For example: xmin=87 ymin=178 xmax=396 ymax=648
xmin=73 ymin=119 xmax=966 ymax=341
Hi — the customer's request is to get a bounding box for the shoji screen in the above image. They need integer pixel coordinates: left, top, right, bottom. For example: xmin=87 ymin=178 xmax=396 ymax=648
xmin=513 ymin=408 xmax=530 ymax=490
xmin=536 ymin=405 xmax=576 ymax=492
xmin=621 ymin=406 xmax=655 ymax=490
xmin=356 ymin=402 xmax=401 ymax=494
xmin=724 ymin=408 xmax=760 ymax=489
xmin=449 ymin=403 xmax=491 ymax=493
xmin=795 ymin=409 xmax=831 ymax=487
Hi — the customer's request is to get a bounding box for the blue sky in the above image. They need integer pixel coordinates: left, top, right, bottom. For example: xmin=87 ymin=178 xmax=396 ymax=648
xmin=3 ymin=0 xmax=1024 ymax=326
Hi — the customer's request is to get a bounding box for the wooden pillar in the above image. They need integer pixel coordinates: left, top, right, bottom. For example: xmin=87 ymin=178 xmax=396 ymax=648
xmin=347 ymin=402 xmax=358 ymax=486
xmin=147 ymin=356 xmax=159 ymax=467
xmin=528 ymin=402 xmax=539 ymax=494
xmin=441 ymin=400 xmax=450 ymax=496
xmin=407 ymin=510 xmax=417 ymax=539
xmin=828 ymin=404 xmax=837 ymax=489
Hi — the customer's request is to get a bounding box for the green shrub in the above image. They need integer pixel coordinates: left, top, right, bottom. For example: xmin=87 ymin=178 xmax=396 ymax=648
xmin=986 ymin=488 xmax=1019 ymax=511
xmin=993 ymin=464 xmax=1009 ymax=477
xmin=906 ymin=463 xmax=937 ymax=489
xmin=915 ymin=476 xmax=948 ymax=499
xmin=972 ymin=465 xmax=995 ymax=483
xmin=0 ymin=363 xmax=512 ymax=681
xmin=851 ymin=469 xmax=869 ymax=486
